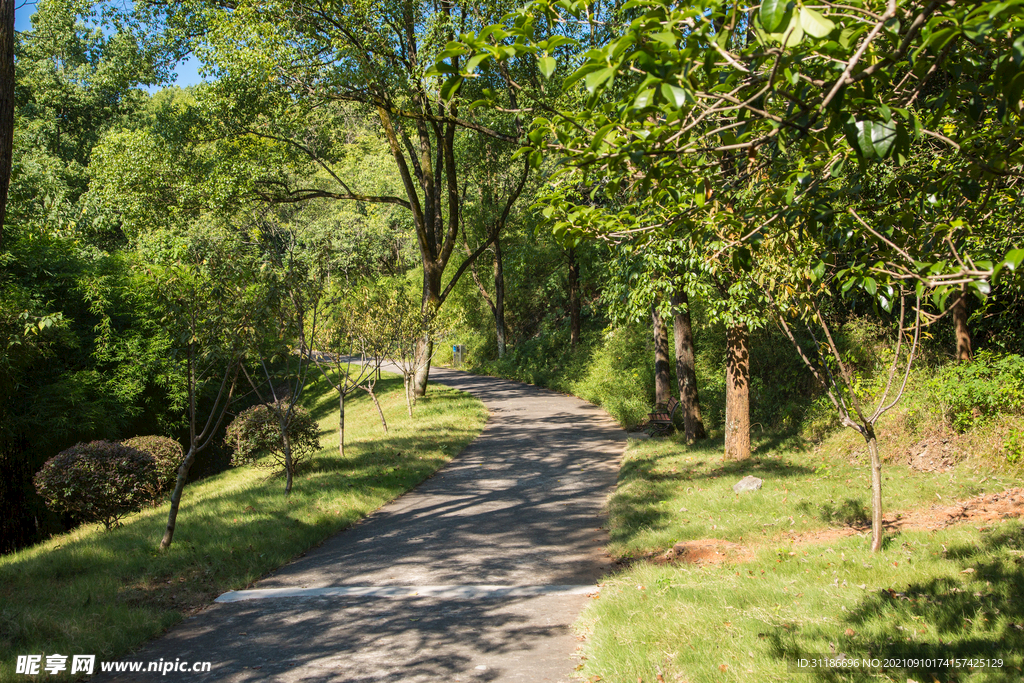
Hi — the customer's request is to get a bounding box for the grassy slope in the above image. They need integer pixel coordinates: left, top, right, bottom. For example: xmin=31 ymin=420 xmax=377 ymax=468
xmin=577 ymin=425 xmax=1024 ymax=683
xmin=0 ymin=371 xmax=487 ymax=682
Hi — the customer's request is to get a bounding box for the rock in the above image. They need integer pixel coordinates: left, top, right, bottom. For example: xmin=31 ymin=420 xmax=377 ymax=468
xmin=733 ymin=475 xmax=763 ymax=494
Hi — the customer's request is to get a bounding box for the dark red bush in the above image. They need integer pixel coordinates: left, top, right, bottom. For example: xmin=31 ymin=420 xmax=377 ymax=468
xmin=121 ymin=435 xmax=183 ymax=496
xmin=34 ymin=441 xmax=160 ymax=530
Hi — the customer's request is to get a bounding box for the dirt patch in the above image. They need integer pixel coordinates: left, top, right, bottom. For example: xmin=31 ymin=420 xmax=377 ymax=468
xmin=652 ymin=489 xmax=1024 ymax=565
xmin=905 ymin=435 xmax=962 ymax=472
xmin=787 ymin=487 xmax=1024 ymax=545
xmin=658 ymin=538 xmax=755 ymax=565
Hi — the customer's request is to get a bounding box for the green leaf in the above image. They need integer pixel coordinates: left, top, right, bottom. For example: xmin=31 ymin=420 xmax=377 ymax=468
xmin=844 ymin=119 xmax=896 ymax=159
xmin=1003 ymin=248 xmax=1024 ymax=271
xmin=538 ymin=56 xmax=556 ymax=79
xmin=869 ymin=120 xmax=897 ymax=158
xmin=585 ymin=67 xmax=615 ymax=93
xmin=829 ymin=157 xmax=845 ymax=177
xmin=440 ymin=76 xmax=462 ymax=101
xmin=633 ymin=89 xmax=655 ymax=109
xmin=770 ymin=13 xmax=804 ymax=47
xmin=799 ymin=8 xmax=835 ymax=38
xmin=661 ymin=83 xmax=687 ymax=108
xmin=564 ymin=63 xmax=605 ymax=88
xmin=590 ymin=123 xmax=616 ymax=150
xmin=761 ymin=0 xmax=790 ymax=32
xmin=465 ymin=53 xmax=490 ymax=74
xmin=651 ymin=31 xmax=677 ymax=47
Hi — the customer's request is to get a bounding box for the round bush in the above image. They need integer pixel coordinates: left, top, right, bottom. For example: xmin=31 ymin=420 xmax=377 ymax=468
xmin=34 ymin=441 xmax=160 ymax=530
xmin=225 ymin=402 xmax=321 ymax=474
xmin=121 ymin=436 xmax=184 ymax=496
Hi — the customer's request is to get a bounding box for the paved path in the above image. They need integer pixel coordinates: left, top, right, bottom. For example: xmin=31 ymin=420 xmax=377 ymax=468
xmin=98 ymin=367 xmax=625 ymax=682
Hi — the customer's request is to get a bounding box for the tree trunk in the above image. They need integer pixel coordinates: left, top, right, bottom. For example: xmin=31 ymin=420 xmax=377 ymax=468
xmin=362 ymin=381 xmax=388 ymax=433
xmin=403 ymin=374 xmax=413 ymax=417
xmin=652 ymin=304 xmax=671 ymax=405
xmin=724 ymin=323 xmax=751 ymax=460
xmin=494 ymin=237 xmax=507 ymax=358
xmin=0 ymin=0 xmax=15 ymax=250
xmin=568 ymin=246 xmax=581 ymax=346
xmin=160 ymin=444 xmax=198 ymax=550
xmin=952 ymin=287 xmax=972 ymax=361
xmin=671 ymin=289 xmax=707 ymax=442
xmin=413 ymin=334 xmax=432 ymax=397
xmin=867 ymin=432 xmax=883 ymax=552
xmin=338 ymin=394 xmax=345 ymax=457
xmin=282 ymin=422 xmax=294 ymax=495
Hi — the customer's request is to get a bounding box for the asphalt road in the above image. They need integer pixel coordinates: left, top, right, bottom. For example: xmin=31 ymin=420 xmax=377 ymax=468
xmin=95 ymin=366 xmax=626 ymax=682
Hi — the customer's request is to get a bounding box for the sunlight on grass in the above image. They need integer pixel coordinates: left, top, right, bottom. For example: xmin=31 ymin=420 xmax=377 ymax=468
xmin=607 ymin=432 xmax=1016 ymax=559
xmin=579 ymin=416 xmax=1024 ymax=683
xmin=0 ymin=371 xmax=487 ymax=682
xmin=579 ymin=523 xmax=1024 ymax=683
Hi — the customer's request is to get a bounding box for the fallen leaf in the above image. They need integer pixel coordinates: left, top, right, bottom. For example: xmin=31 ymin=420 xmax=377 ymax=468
xmin=844 ymin=628 xmax=855 ymax=637
xmin=719 ymin=663 xmax=729 ymax=672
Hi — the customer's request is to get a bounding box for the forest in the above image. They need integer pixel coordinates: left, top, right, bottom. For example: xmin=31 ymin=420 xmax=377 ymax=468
xmin=1 ymin=0 xmax=1023 ymax=680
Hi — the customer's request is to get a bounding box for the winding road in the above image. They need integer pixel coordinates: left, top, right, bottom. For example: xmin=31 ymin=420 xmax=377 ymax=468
xmin=99 ymin=366 xmax=626 ymax=682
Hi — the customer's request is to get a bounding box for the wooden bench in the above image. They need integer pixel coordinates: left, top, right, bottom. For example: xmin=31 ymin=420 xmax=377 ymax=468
xmin=647 ymin=396 xmax=680 ymax=436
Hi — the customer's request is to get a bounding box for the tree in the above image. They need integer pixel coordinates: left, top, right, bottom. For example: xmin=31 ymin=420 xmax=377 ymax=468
xmin=152 ymin=228 xmax=255 ymax=549
xmin=0 ymin=0 xmax=13 ymax=250
xmin=168 ymin=0 xmax=533 ymax=397
xmin=310 ymin=286 xmax=392 ymax=457
xmin=651 ymin=302 xmax=670 ymax=405
xmin=670 ymin=288 xmax=706 ymax=442
xmin=225 ymin=402 xmax=321 ymax=483
xmin=441 ymin=0 xmax=1022 ymax=546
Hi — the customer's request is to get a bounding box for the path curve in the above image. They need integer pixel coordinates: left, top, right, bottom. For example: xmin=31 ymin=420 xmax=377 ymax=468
xmin=98 ymin=367 xmax=626 ymax=682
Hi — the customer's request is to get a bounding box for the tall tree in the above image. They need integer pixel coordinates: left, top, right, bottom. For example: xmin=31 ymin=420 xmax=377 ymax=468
xmin=0 ymin=0 xmax=13 ymax=250
xmin=153 ymin=230 xmax=254 ymax=549
xmin=951 ymin=286 xmax=973 ymax=361
xmin=651 ymin=303 xmax=671 ymax=405
xmin=670 ymin=289 xmax=706 ymax=442
xmin=179 ymin=0 xmax=531 ymax=396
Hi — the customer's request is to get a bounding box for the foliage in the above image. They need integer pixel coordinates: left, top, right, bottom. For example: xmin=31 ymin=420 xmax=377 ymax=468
xmin=121 ymin=436 xmax=184 ymax=497
xmin=224 ymin=402 xmax=321 ymax=476
xmin=33 ymin=440 xmax=160 ymax=530
xmin=1004 ymin=431 xmax=1024 ymax=466
xmin=931 ymin=352 xmax=1024 ymax=432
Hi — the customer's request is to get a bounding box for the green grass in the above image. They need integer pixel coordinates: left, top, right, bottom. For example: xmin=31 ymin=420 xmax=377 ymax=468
xmin=0 ymin=371 xmax=487 ymax=682
xmin=578 ymin=523 xmax=1024 ymax=682
xmin=576 ymin=421 xmax=1024 ymax=683
xmin=607 ymin=433 xmax=1016 ymax=560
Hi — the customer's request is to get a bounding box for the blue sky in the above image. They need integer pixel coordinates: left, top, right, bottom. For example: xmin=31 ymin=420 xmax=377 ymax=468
xmin=15 ymin=1 xmax=204 ymax=88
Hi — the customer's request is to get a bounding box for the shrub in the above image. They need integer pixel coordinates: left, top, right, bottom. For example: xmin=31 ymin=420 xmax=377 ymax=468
xmin=121 ymin=436 xmax=184 ymax=497
xmin=931 ymin=352 xmax=1024 ymax=432
xmin=224 ymin=403 xmax=321 ymax=476
xmin=34 ymin=441 xmax=160 ymax=530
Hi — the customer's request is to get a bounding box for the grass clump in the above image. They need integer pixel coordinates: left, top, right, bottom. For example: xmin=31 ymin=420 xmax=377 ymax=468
xmin=0 ymin=371 xmax=486 ymax=682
